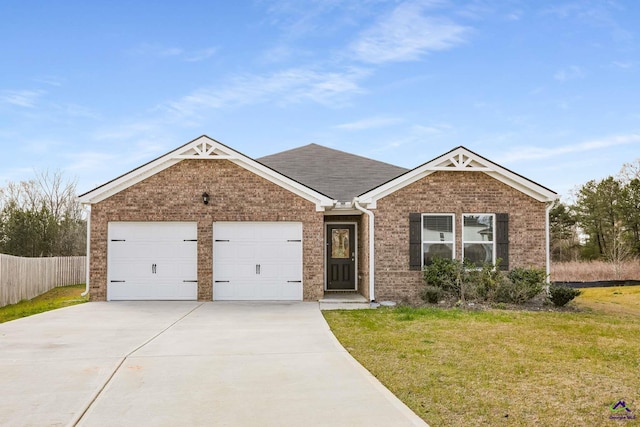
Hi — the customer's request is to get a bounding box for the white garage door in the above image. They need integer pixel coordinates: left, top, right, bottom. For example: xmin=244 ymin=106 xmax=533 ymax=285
xmin=213 ymin=222 xmax=303 ymax=301
xmin=107 ymin=222 xmax=198 ymax=301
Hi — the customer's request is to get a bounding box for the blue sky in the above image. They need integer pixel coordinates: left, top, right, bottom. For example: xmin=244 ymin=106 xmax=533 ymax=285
xmin=1 ymin=0 xmax=639 ymax=200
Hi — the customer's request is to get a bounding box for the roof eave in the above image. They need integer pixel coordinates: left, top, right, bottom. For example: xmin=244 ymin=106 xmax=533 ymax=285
xmin=77 ymin=135 xmax=335 ymax=211
xmin=358 ymin=146 xmax=558 ymax=208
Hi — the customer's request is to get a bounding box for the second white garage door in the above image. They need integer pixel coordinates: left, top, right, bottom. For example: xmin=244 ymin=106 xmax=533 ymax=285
xmin=213 ymin=222 xmax=303 ymax=301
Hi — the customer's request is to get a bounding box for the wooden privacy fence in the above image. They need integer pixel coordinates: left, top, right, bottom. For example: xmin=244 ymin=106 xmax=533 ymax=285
xmin=0 ymin=254 xmax=86 ymax=307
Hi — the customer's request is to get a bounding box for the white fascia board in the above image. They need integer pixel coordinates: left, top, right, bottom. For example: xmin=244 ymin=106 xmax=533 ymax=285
xmin=229 ymin=159 xmax=334 ymax=211
xmin=358 ymin=168 xmax=437 ymax=208
xmin=78 ymin=158 xmax=181 ymax=204
xmin=78 ymin=135 xmax=335 ymax=210
xmin=358 ymin=146 xmax=557 ymax=208
xmin=484 ymin=171 xmax=557 ymax=202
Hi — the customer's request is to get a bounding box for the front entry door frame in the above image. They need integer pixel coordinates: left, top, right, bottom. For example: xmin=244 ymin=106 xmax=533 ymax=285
xmin=325 ymin=222 xmax=358 ymax=291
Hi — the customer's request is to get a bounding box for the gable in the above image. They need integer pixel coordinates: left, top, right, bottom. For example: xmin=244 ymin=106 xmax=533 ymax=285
xmin=78 ymin=135 xmax=335 ymax=211
xmin=357 ymin=146 xmax=557 ymax=207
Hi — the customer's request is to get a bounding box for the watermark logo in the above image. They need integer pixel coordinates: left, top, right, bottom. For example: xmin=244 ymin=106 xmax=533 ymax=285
xmin=610 ymin=400 xmax=636 ymax=420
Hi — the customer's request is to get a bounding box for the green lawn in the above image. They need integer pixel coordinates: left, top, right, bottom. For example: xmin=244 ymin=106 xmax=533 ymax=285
xmin=0 ymin=284 xmax=88 ymax=323
xmin=323 ymin=289 xmax=640 ymax=427
xmin=574 ymin=285 xmax=640 ymax=316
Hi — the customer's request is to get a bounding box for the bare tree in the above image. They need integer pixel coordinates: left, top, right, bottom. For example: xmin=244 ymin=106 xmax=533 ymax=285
xmin=0 ymin=170 xmax=85 ymax=256
xmin=618 ymin=158 xmax=640 ymax=184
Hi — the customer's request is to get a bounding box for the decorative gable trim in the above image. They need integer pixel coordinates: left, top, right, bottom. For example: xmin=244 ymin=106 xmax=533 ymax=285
xmin=430 ymin=150 xmax=492 ymax=171
xmin=174 ymin=138 xmax=234 ymax=160
xmin=78 ymin=135 xmax=335 ymax=210
xmin=357 ymin=146 xmax=557 ymax=207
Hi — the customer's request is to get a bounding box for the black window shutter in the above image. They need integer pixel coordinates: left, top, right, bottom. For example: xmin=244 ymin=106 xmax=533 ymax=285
xmin=409 ymin=213 xmax=422 ymax=270
xmin=496 ymin=213 xmax=509 ymax=271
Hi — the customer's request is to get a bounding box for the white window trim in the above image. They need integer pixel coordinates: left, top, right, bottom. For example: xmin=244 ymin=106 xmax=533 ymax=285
xmin=421 ymin=213 xmax=455 ymax=268
xmin=462 ymin=213 xmax=496 ymax=266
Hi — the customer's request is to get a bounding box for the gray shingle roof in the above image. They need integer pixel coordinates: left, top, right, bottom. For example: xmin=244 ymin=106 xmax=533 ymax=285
xmin=257 ymin=144 xmax=409 ymax=202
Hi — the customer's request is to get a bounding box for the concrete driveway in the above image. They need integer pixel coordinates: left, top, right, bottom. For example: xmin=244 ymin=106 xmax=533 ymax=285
xmin=0 ymin=302 xmax=427 ymax=427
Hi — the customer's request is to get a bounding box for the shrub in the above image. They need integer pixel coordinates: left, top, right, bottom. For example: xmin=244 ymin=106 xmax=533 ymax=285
xmin=495 ymin=280 xmax=528 ymax=304
xmin=548 ymin=285 xmax=582 ymax=307
xmin=420 ymin=285 xmax=443 ymax=304
xmin=422 ymin=257 xmax=476 ymax=301
xmin=423 ymin=257 xmax=458 ymax=291
xmin=423 ymin=260 xmax=548 ymax=305
xmin=469 ymin=261 xmax=505 ymax=301
xmin=507 ymin=267 xmax=547 ymax=301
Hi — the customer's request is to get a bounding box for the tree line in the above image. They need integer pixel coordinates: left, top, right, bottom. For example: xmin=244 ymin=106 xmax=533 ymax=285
xmin=1 ymin=159 xmax=638 ymax=262
xmin=551 ymin=159 xmax=640 ymax=263
xmin=0 ymin=170 xmax=86 ymax=257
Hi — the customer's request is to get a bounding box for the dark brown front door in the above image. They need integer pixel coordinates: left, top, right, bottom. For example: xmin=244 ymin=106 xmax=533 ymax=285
xmin=326 ymin=224 xmax=356 ymax=290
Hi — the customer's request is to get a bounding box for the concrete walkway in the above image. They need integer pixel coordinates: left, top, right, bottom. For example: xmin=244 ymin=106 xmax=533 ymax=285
xmin=0 ymin=302 xmax=427 ymax=427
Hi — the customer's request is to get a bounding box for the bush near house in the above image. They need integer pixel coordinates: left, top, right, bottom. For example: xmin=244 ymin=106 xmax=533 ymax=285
xmin=421 ymin=258 xmax=548 ymax=306
xmin=548 ymin=284 xmax=582 ymax=307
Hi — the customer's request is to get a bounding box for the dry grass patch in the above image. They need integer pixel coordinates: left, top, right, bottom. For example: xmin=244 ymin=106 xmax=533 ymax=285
xmin=551 ymin=260 xmax=640 ymax=282
xmin=574 ymin=286 xmax=640 ymax=316
xmin=324 ymin=301 xmax=639 ymax=426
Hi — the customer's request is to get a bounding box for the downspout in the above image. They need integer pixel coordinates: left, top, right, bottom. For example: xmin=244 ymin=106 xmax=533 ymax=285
xmin=81 ymin=205 xmax=91 ymax=297
xmin=545 ymin=199 xmax=557 ymax=285
xmin=353 ymin=198 xmax=375 ymax=302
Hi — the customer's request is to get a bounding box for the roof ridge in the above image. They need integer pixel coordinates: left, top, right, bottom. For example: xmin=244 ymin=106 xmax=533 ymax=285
xmin=259 ymin=143 xmax=408 ymax=171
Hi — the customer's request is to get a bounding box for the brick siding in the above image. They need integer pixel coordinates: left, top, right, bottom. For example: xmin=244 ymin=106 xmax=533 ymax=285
xmin=89 ymin=159 xmax=324 ymax=301
xmin=373 ymin=171 xmax=547 ymax=303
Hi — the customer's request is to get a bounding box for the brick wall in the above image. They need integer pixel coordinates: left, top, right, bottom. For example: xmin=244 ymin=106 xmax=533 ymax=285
xmin=373 ymin=171 xmax=547 ymax=303
xmin=89 ymin=159 xmax=324 ymax=301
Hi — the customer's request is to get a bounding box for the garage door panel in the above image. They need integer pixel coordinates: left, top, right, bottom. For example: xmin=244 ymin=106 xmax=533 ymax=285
xmin=214 ymin=282 xmax=302 ymax=301
xmin=213 ymin=222 xmax=303 ymax=301
xmin=109 ymin=283 xmax=197 ymax=300
xmin=110 ymin=222 xmax=197 ymax=241
xmin=108 ymin=222 xmax=197 ymax=301
xmin=214 ymin=261 xmax=256 ymax=281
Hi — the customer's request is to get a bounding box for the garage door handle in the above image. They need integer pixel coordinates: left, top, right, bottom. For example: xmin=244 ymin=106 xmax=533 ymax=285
xmin=152 ymin=263 xmax=157 ymax=274
xmin=256 ymin=264 xmax=261 ymax=274
xmin=287 ymin=280 xmax=302 ymax=283
xmin=183 ymin=280 xmax=198 ymax=283
xmin=215 ymin=280 xmax=230 ymax=283
xmin=110 ymin=280 xmax=125 ymax=283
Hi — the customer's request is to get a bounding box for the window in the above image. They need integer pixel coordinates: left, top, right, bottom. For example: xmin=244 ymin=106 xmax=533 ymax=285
xmin=422 ymin=214 xmax=454 ymax=266
xmin=463 ymin=214 xmax=495 ymax=266
xmin=410 ymin=212 xmax=507 ymax=271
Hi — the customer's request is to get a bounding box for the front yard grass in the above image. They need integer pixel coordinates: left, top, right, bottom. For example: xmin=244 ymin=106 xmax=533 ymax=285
xmin=323 ymin=288 xmax=640 ymax=427
xmin=0 ymin=284 xmax=88 ymax=323
xmin=574 ymin=285 xmax=640 ymax=316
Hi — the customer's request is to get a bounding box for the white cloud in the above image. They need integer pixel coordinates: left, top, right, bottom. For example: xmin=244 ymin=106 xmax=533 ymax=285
xmin=33 ymin=76 xmax=63 ymax=87
xmin=160 ymin=67 xmax=370 ymax=119
xmin=51 ymin=103 xmax=100 ymax=119
xmin=0 ymin=90 xmax=45 ymax=108
xmin=130 ymin=44 xmax=217 ymax=62
xmin=349 ymin=1 xmax=469 ymax=64
xmin=612 ymin=61 xmax=634 ymax=69
xmin=335 ymin=116 xmax=403 ymax=131
xmin=93 ymin=121 xmax=166 ymax=141
xmin=554 ymin=65 xmax=585 ymax=82
xmin=495 ymin=133 xmax=640 ymax=163
xmin=183 ymin=47 xmax=218 ymax=62
xmin=367 ymin=122 xmax=455 ymax=158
